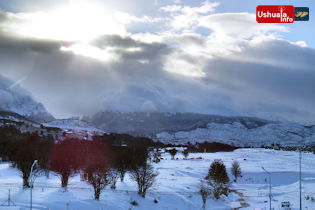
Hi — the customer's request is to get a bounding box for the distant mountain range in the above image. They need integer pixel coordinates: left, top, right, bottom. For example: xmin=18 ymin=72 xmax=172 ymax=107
xmin=88 ymin=111 xmax=271 ymax=136
xmin=88 ymin=111 xmax=315 ymax=147
xmin=1 ymin=74 xmax=315 ymax=147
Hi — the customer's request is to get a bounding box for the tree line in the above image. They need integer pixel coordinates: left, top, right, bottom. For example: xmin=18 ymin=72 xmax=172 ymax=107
xmin=0 ymin=126 xmax=158 ymax=200
xmin=0 ymin=125 xmax=244 ymax=206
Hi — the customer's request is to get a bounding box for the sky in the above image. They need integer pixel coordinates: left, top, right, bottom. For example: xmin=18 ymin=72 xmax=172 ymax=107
xmin=0 ymin=0 xmax=314 ymax=124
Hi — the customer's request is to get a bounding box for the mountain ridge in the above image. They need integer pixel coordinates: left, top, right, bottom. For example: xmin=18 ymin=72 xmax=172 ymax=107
xmin=88 ymin=110 xmax=273 ymax=136
xmin=0 ymin=75 xmax=55 ymax=123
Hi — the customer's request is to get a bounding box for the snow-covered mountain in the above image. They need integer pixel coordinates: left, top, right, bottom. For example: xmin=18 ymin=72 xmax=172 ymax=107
xmin=44 ymin=119 xmax=99 ymax=131
xmin=89 ymin=111 xmax=269 ymax=137
xmin=0 ymin=75 xmax=54 ymax=123
xmin=1 ymin=73 xmax=314 ymax=147
xmin=89 ymin=111 xmax=271 ymax=136
xmin=43 ymin=119 xmax=104 ymax=140
xmin=156 ymin=121 xmax=315 ymax=147
xmin=89 ymin=111 xmax=315 ymax=147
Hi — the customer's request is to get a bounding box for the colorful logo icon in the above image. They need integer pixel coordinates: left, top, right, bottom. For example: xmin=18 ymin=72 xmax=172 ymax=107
xmin=256 ymin=5 xmax=295 ymax=23
xmin=256 ymin=5 xmax=310 ymax=23
xmin=295 ymin=7 xmax=309 ymax=21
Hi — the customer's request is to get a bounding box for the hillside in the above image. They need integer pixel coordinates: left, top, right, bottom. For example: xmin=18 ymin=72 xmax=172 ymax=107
xmin=156 ymin=121 xmax=315 ymax=147
xmin=0 ymin=75 xmax=54 ymax=123
xmin=89 ymin=111 xmax=271 ymax=136
xmin=89 ymin=111 xmax=315 ymax=147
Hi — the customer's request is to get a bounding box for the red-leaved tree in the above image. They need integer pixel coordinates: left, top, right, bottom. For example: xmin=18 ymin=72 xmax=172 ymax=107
xmin=82 ymin=138 xmax=110 ymax=200
xmin=50 ymin=138 xmax=85 ymax=189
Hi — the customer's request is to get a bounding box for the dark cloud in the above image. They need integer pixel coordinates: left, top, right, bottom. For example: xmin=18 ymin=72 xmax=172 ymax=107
xmin=0 ymin=30 xmax=315 ymax=123
xmin=92 ymin=35 xmax=171 ymax=61
xmin=92 ymin=35 xmax=139 ymax=48
xmin=0 ymin=0 xmax=72 ymax=12
xmin=202 ymin=39 xmax=315 ymax=122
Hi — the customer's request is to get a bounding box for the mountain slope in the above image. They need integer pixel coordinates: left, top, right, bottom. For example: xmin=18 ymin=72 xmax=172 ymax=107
xmin=90 ymin=111 xmax=315 ymax=147
xmin=156 ymin=121 xmax=315 ymax=147
xmin=0 ymin=75 xmax=54 ymax=123
xmin=89 ymin=111 xmax=271 ymax=136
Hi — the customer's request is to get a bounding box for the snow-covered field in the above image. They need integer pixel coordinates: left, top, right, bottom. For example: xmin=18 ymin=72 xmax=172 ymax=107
xmin=0 ymin=148 xmax=314 ymax=210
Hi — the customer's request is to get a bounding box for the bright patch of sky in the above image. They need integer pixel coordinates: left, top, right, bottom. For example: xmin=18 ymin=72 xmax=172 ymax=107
xmin=0 ymin=0 xmax=313 ymax=47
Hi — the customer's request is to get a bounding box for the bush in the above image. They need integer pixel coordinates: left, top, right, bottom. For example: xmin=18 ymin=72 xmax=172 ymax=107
xmin=206 ymin=159 xmax=229 ymax=183
xmin=82 ymin=141 xmax=110 ymax=200
xmin=187 ymin=142 xmax=238 ymax=153
xmin=152 ymin=148 xmax=162 ymax=163
xmin=130 ymin=200 xmax=138 ymax=206
xmin=182 ymin=150 xmax=189 ymax=160
xmin=208 ymin=179 xmax=230 ymax=199
xmin=199 ymin=179 xmax=211 ymax=209
xmin=205 ymin=159 xmax=230 ymax=199
xmin=108 ymin=169 xmax=119 ymax=189
xmin=231 ymin=160 xmax=242 ymax=182
xmin=10 ymin=133 xmax=51 ymax=188
xmin=129 ymin=163 xmax=158 ymax=198
xmin=168 ymin=148 xmax=177 ymax=160
xmin=50 ymin=138 xmax=84 ymax=189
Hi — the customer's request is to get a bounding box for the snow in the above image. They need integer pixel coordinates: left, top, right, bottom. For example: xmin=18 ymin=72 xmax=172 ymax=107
xmin=156 ymin=122 xmax=315 ymax=147
xmin=0 ymin=75 xmax=54 ymax=122
xmin=43 ymin=119 xmax=104 ymax=140
xmin=0 ymin=148 xmax=314 ymax=209
xmin=43 ymin=119 xmax=102 ymax=133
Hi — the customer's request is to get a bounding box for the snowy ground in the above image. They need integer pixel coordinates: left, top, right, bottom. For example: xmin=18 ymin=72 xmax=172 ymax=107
xmin=0 ymin=148 xmax=314 ymax=210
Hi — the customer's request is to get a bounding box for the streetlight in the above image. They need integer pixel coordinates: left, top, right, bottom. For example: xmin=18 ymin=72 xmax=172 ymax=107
xmin=262 ymin=167 xmax=272 ymax=210
xmin=299 ymin=146 xmax=303 ymax=210
xmin=30 ymin=160 xmax=38 ymax=210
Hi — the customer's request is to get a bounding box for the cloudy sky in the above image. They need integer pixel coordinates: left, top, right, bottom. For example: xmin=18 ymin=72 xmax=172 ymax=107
xmin=0 ymin=0 xmax=314 ymax=123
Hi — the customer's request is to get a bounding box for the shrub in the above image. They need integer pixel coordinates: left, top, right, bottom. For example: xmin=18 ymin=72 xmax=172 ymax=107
xmin=129 ymin=163 xmax=158 ymax=198
xmin=50 ymin=138 xmax=84 ymax=189
xmin=168 ymin=148 xmax=177 ymax=160
xmin=130 ymin=200 xmax=138 ymax=206
xmin=205 ymin=159 xmax=230 ymax=199
xmin=199 ymin=179 xmax=211 ymax=209
xmin=182 ymin=150 xmax=189 ymax=160
xmin=82 ymin=141 xmax=110 ymax=200
xmin=231 ymin=160 xmax=242 ymax=182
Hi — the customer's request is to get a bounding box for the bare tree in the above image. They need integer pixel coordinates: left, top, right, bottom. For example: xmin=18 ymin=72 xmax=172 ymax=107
xmin=231 ymin=160 xmax=242 ymax=182
xmin=152 ymin=148 xmax=162 ymax=163
xmin=82 ymin=140 xmax=110 ymax=200
xmin=117 ymin=161 xmax=127 ymax=182
xmin=182 ymin=150 xmax=189 ymax=160
xmin=50 ymin=139 xmax=83 ymax=189
xmin=207 ymin=179 xmax=230 ymax=200
xmin=10 ymin=134 xmax=43 ymax=188
xmin=83 ymin=166 xmax=109 ymax=200
xmin=108 ymin=169 xmax=119 ymax=189
xmin=129 ymin=163 xmax=158 ymax=197
xmin=169 ymin=148 xmax=177 ymax=160
xmin=199 ymin=179 xmax=211 ymax=210
xmin=112 ymin=151 xmax=128 ymax=182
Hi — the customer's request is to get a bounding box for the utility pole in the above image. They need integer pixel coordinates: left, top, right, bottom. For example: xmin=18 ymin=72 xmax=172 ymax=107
xmin=30 ymin=160 xmax=38 ymax=210
xmin=299 ymin=148 xmax=302 ymax=210
xmin=262 ymin=167 xmax=271 ymax=210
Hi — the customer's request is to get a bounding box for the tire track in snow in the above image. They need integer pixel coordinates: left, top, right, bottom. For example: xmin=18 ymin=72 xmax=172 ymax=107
xmin=231 ymin=190 xmax=250 ymax=210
